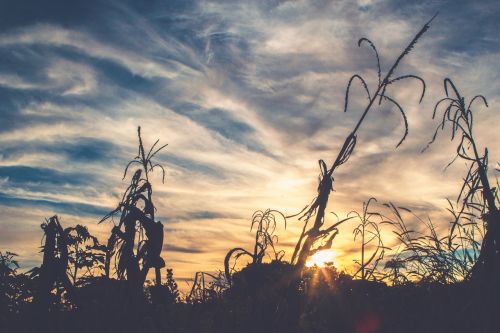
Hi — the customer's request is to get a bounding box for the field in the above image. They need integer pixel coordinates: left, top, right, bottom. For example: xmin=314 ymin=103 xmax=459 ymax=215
xmin=1 ymin=3 xmax=499 ymax=333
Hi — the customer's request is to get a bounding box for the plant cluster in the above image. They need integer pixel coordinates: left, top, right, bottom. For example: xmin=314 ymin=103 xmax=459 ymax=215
xmin=1 ymin=14 xmax=500 ymax=333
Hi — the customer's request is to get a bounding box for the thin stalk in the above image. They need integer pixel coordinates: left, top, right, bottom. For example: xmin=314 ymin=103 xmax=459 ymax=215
xmin=293 ymin=15 xmax=435 ymax=269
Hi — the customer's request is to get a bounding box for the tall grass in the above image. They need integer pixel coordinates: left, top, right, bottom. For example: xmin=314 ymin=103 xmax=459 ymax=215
xmin=65 ymin=225 xmax=106 ymax=285
xmin=34 ymin=216 xmax=76 ymax=309
xmin=382 ymin=203 xmax=474 ymax=284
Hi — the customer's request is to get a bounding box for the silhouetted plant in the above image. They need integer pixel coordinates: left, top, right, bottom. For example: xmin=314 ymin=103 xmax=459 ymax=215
xmin=0 ymin=253 xmax=37 ymax=316
xmin=423 ymin=78 xmax=499 ymax=281
xmin=444 ymin=199 xmax=485 ymax=278
xmin=383 ymin=203 xmax=476 ymax=284
xmin=33 ymin=216 xmax=77 ymax=309
xmin=224 ymin=209 xmax=286 ymax=285
xmin=0 ymin=251 xmax=18 ymax=279
xmin=187 ymin=271 xmax=228 ymax=303
xmin=165 ymin=268 xmax=180 ymax=303
xmin=350 ymin=198 xmax=388 ymax=281
xmin=147 ymin=268 xmax=181 ymax=306
xmin=100 ymin=126 xmax=167 ymax=290
xmin=291 ymin=15 xmax=435 ymax=270
xmin=0 ymin=251 xmax=20 ymax=313
xmin=65 ymin=225 xmax=106 ymax=285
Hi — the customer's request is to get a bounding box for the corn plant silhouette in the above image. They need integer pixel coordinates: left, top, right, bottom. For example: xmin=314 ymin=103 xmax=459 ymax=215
xmin=291 ymin=15 xmax=435 ymax=270
xmin=100 ymin=126 xmax=167 ymax=291
xmin=350 ymin=198 xmax=388 ymax=281
xmin=224 ymin=209 xmax=286 ymax=285
xmin=187 ymin=271 xmax=228 ymax=303
xmin=33 ymin=216 xmax=77 ymax=310
xmin=423 ymin=78 xmax=499 ymax=282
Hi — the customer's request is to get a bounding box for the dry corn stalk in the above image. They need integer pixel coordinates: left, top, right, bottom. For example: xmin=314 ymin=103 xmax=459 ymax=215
xmin=100 ymin=126 xmax=167 ymax=290
xmin=291 ymin=15 xmax=436 ymax=270
xmin=35 ymin=216 xmax=76 ymax=309
xmin=424 ymin=78 xmax=499 ymax=281
xmin=224 ymin=209 xmax=286 ymax=285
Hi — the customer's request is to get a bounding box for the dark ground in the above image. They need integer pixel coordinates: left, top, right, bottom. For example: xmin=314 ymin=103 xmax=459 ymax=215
xmin=2 ymin=262 xmax=499 ymax=333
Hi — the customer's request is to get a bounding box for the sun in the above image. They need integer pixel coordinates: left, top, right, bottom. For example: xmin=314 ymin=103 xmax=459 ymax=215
xmin=306 ymin=249 xmax=336 ymax=267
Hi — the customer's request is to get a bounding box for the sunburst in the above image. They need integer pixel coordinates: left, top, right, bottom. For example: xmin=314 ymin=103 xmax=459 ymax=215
xmin=305 ymin=249 xmax=336 ymax=268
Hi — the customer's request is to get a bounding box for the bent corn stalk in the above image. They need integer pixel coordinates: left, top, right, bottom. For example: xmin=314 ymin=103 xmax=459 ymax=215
xmin=292 ymin=15 xmax=436 ymax=270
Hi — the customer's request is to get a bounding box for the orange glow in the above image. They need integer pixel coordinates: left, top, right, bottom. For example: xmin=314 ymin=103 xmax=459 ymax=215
xmin=305 ymin=249 xmax=336 ymax=267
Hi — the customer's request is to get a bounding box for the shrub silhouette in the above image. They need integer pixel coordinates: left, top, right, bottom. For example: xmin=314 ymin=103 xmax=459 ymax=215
xmin=382 ymin=203 xmax=474 ymax=284
xmin=65 ymin=225 xmax=106 ymax=285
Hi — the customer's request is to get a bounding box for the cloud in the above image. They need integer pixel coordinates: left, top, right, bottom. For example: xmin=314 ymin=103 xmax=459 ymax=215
xmin=164 ymin=244 xmax=205 ymax=254
xmin=0 ymin=192 xmax=110 ymax=217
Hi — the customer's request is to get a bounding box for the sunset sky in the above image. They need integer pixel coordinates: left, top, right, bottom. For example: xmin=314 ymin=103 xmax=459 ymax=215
xmin=0 ymin=0 xmax=499 ymax=290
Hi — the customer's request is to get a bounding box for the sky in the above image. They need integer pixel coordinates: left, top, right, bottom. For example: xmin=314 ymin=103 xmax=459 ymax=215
xmin=0 ymin=0 xmax=499 ymax=291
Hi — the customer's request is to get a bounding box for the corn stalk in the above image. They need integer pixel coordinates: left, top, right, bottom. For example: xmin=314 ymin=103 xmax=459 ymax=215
xmin=424 ymin=78 xmax=499 ymax=281
xmin=291 ymin=15 xmax=435 ymax=269
xmin=100 ymin=126 xmax=167 ymax=290
xmin=224 ymin=209 xmax=286 ymax=285
xmin=34 ymin=216 xmax=76 ymax=309
xmin=187 ymin=271 xmax=228 ymax=303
